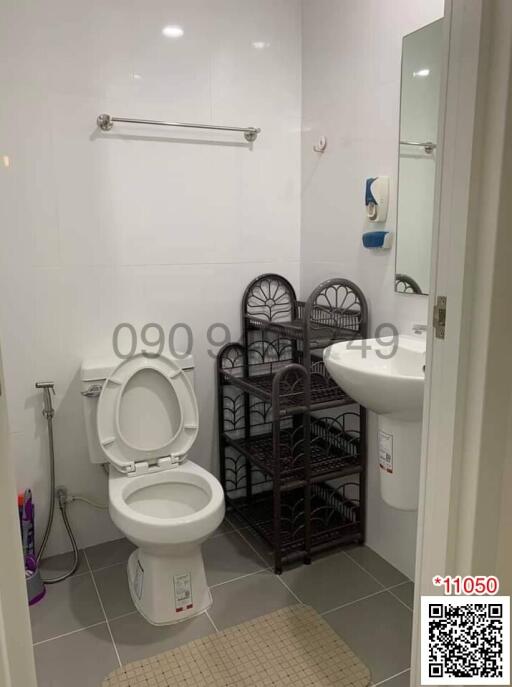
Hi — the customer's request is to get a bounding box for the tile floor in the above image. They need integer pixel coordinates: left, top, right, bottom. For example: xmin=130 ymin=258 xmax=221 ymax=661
xmin=32 ymin=517 xmax=414 ymax=687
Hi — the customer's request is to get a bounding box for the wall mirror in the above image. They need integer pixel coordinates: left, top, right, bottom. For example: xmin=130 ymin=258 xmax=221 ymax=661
xmin=395 ymin=18 xmax=443 ymax=296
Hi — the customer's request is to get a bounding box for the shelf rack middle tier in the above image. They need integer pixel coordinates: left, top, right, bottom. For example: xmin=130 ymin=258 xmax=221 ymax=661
xmin=218 ymin=340 xmax=354 ymax=416
xmin=222 ymin=413 xmax=363 ymax=487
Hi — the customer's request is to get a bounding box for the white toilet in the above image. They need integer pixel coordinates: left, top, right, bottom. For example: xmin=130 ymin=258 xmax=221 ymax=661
xmin=81 ymin=353 xmax=225 ymax=626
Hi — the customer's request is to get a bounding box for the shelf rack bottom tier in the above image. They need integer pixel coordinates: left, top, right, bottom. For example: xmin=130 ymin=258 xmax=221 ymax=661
xmin=226 ymin=483 xmax=363 ymax=562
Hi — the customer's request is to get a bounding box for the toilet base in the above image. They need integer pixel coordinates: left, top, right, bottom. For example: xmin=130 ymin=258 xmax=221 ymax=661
xmin=127 ymin=547 xmax=212 ymax=626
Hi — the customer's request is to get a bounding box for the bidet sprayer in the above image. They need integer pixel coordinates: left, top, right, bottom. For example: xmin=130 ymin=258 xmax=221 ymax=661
xmin=35 ymin=381 xmax=55 ymax=419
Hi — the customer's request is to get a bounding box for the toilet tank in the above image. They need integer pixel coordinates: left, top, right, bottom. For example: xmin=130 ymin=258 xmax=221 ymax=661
xmin=80 ymin=354 xmax=195 ymax=464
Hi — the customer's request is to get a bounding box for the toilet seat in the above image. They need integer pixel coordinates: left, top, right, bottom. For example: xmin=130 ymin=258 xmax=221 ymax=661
xmin=97 ymin=354 xmax=199 ymax=475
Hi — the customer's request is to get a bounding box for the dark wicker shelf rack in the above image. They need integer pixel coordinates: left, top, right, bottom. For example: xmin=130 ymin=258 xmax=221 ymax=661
xmin=217 ymin=274 xmax=368 ymax=573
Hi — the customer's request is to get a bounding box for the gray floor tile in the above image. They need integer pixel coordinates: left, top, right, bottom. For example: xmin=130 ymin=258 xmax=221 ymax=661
xmin=225 ymin=509 xmax=247 ymax=529
xmin=209 ymin=570 xmax=296 ymax=630
xmin=93 ymin=563 xmax=135 ymax=620
xmin=203 ymin=530 xmax=265 ymax=586
xmin=345 ymin=546 xmax=408 ymax=588
xmin=374 ymin=669 xmax=410 ymax=686
xmin=213 ymin=518 xmax=235 ymax=536
xmin=34 ymin=623 xmax=119 ymax=687
xmin=325 ymin=591 xmax=412 ymax=684
xmin=282 ymin=551 xmax=383 ymax=613
xmin=30 ymin=573 xmax=104 ymax=643
xmin=40 ymin=550 xmax=88 ymax=578
xmin=85 ymin=538 xmax=136 ymax=571
xmin=236 ymin=528 xmax=275 ymax=567
xmin=390 ymin=582 xmax=414 ymax=610
xmin=110 ymin=610 xmax=216 ymax=664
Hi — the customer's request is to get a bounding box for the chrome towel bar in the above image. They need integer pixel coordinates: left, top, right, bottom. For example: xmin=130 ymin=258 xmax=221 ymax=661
xmin=96 ymin=113 xmax=261 ymax=142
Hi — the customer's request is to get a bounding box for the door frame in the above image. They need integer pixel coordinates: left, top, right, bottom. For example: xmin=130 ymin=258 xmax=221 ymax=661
xmin=0 ymin=346 xmax=37 ymax=687
xmin=412 ymin=0 xmax=512 ymax=683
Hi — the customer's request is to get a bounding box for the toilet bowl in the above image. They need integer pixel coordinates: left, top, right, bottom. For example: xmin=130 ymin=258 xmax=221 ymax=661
xmin=81 ymin=353 xmax=225 ymax=625
xmin=110 ymin=462 xmax=224 ymax=625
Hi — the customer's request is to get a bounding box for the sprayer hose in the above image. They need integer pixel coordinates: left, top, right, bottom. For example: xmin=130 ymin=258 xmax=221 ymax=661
xmin=36 ymin=414 xmax=80 ymax=584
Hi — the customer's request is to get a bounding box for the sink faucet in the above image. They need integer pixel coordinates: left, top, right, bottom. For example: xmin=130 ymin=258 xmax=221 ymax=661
xmin=412 ymin=323 xmax=427 ymax=335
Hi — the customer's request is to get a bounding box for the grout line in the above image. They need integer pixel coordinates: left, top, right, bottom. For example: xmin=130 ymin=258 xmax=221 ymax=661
xmin=205 ymin=609 xmax=220 ymax=633
xmin=110 ymin=260 xmax=301 ymax=268
xmin=276 ymin=574 xmax=304 ymax=605
xmin=87 ymin=550 xmax=272 ymax=585
xmin=88 ymin=559 xmax=130 ymax=576
xmin=386 ymin=581 xmax=413 ymax=592
xmin=387 ymin=586 xmax=414 ymax=612
xmin=344 ymin=548 xmax=413 ymax=589
xmin=321 ymin=580 xmax=414 ymax=618
xmin=372 ymin=667 xmax=410 ymax=686
xmin=33 ymin=620 xmax=107 ymax=646
xmin=40 ymin=567 xmax=90 ymax=580
xmin=40 ymin=551 xmax=89 ymax=579
xmin=321 ymin=589 xmax=389 ymax=616
xmin=224 ymin=517 xmax=251 ymax=532
xmin=231 ymin=521 xmax=305 ymax=606
xmin=84 ymin=550 xmax=123 ymax=668
xmin=34 ymin=611 xmax=139 ymax=647
xmin=47 ymin=520 xmax=247 ymax=574
xmin=210 ymin=567 xmax=272 ymax=590
xmin=341 ymin=551 xmax=387 ymax=590
xmin=108 ymin=610 xmax=138 ymax=623
xmin=235 ymin=527 xmax=272 ymax=567
xmin=235 ymin=527 xmax=410 ymax=612
xmin=342 ymin=550 xmax=414 ymax=612
xmin=210 ymin=530 xmax=232 ymax=540
xmin=209 ymin=525 xmax=250 ymax=540
xmin=40 ymin=536 xmax=412 ymax=652
xmin=82 ymin=551 xmax=91 ymax=573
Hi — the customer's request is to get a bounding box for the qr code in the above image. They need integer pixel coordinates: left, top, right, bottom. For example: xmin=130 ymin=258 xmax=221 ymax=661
xmin=421 ymin=596 xmax=510 ymax=684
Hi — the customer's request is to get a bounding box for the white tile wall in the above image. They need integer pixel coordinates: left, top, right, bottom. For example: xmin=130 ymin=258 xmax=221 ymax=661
xmin=0 ymin=0 xmax=301 ymax=555
xmin=1 ymin=0 xmax=445 ymax=573
xmin=300 ymin=0 xmax=444 ymax=579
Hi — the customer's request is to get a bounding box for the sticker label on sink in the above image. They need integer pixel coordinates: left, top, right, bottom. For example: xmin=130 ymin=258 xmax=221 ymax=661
xmin=378 ymin=431 xmax=393 ymax=473
xmin=174 ymin=572 xmax=193 ymax=612
xmin=134 ymin=560 xmax=144 ymax=600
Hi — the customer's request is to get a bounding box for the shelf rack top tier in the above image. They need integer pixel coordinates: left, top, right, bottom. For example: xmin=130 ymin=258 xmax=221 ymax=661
xmin=242 ymin=274 xmax=368 ymax=345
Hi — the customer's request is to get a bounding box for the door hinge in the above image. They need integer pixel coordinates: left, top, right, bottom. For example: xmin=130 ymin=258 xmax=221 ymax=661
xmin=433 ymin=296 xmax=447 ymax=339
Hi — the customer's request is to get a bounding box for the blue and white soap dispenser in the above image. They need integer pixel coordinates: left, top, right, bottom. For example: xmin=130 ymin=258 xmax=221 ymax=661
xmin=365 ymin=176 xmax=389 ymax=222
xmin=363 ymin=176 xmax=392 ymax=249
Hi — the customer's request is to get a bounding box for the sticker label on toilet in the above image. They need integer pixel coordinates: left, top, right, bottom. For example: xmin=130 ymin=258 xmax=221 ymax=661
xmin=378 ymin=430 xmax=394 ymax=473
xmin=134 ymin=560 xmax=144 ymax=600
xmin=174 ymin=573 xmax=193 ymax=612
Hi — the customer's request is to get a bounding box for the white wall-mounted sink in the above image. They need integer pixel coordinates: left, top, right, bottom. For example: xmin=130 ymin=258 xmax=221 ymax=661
xmin=324 ymin=334 xmax=427 ymax=511
xmin=323 ymin=335 xmax=425 ymax=421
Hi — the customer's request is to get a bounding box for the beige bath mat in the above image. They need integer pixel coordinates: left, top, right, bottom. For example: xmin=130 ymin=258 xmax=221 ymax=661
xmin=103 ymin=605 xmax=371 ymax=687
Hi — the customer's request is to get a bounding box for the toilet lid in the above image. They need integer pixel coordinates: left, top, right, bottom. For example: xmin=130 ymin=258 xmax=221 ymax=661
xmin=96 ymin=354 xmax=199 ymax=474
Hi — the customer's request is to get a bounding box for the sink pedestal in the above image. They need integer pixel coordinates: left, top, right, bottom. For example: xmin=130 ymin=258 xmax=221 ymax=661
xmin=378 ymin=416 xmax=421 ymax=511
xmin=324 ymin=334 xmax=426 ymax=512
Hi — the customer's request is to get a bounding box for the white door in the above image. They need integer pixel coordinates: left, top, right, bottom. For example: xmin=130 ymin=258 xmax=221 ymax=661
xmin=411 ymin=0 xmax=512 ymax=684
xmin=0 ymin=344 xmax=37 ymax=687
